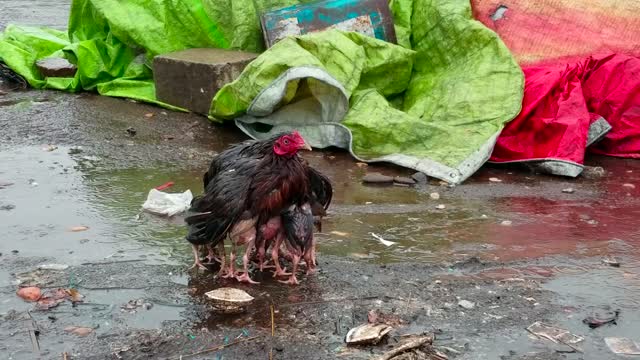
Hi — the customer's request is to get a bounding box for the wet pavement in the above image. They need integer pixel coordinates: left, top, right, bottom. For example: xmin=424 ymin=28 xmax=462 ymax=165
xmin=2 ymin=3 xmax=640 ymax=360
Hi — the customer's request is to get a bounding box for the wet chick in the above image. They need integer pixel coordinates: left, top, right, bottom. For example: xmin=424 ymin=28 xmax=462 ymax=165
xmin=280 ymin=202 xmax=315 ymax=285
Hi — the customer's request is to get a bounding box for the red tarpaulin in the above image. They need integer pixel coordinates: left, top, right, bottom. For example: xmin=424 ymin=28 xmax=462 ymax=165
xmin=490 ymin=54 xmax=640 ymax=176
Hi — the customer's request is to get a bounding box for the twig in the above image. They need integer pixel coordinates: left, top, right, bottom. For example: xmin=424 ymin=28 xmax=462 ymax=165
xmin=80 ymin=259 xmax=145 ymax=266
xmin=25 ymin=311 xmax=40 ymax=353
xmin=376 ymin=335 xmax=433 ymax=360
xmin=270 ymin=304 xmax=275 ymax=360
xmin=278 ymin=296 xmax=378 ymax=308
xmin=177 ymin=335 xmax=262 ymax=359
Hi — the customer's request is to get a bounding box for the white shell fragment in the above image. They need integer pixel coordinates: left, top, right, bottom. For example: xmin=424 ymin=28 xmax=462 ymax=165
xmin=345 ymin=324 xmax=392 ymax=345
xmin=205 ymin=288 xmax=254 ymax=314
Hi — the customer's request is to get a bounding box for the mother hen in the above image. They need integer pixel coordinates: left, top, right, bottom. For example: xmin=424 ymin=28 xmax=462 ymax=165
xmin=185 ymin=131 xmax=332 ymax=284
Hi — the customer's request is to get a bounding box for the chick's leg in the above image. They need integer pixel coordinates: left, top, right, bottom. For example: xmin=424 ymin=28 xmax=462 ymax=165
xmin=271 ymin=232 xmax=290 ymax=277
xmin=280 ymin=253 xmax=300 ymax=285
xmin=235 ymin=228 xmax=259 ymax=284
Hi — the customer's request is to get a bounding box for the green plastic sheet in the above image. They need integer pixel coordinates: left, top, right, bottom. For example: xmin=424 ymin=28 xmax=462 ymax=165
xmin=0 ymin=0 xmax=524 ymax=183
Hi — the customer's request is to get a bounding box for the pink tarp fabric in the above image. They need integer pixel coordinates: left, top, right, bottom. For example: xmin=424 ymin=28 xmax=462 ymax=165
xmin=490 ymin=54 xmax=640 ymax=176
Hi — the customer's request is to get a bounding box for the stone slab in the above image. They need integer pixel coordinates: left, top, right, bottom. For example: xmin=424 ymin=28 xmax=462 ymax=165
xmin=153 ymin=48 xmax=258 ymax=115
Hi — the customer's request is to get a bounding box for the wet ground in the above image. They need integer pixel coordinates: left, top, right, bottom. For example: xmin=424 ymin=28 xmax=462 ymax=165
xmin=2 ymin=4 xmax=640 ymax=360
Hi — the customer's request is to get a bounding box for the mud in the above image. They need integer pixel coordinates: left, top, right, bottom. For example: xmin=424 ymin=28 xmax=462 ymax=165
xmin=2 ymin=3 xmax=640 ymax=359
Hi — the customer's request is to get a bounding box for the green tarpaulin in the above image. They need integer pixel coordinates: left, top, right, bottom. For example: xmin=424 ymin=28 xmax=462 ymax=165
xmin=0 ymin=0 xmax=524 ymax=183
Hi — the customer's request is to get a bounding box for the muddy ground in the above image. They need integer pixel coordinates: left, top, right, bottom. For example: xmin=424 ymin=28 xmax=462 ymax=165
xmin=2 ymin=3 xmax=640 ymax=360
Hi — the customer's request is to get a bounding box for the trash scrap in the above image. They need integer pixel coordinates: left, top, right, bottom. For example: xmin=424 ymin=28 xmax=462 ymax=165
xmin=16 ymin=287 xmax=84 ymax=310
xmin=64 ymin=326 xmax=94 ymax=337
xmin=37 ymin=264 xmax=69 ymax=271
xmin=602 ymin=256 xmax=620 ymax=267
xmin=142 ymin=189 xmax=193 ymax=216
xmin=583 ymin=308 xmax=620 ymax=329
xmin=367 ymin=309 xmax=407 ymax=327
xmin=17 ymin=287 xmax=42 ymax=302
xmin=526 ymin=321 xmax=583 ymax=352
xmin=604 ymin=337 xmax=640 ymax=355
xmin=121 ymin=299 xmax=153 ymax=313
xmin=345 ymin=323 xmax=392 ymax=345
xmin=154 ymin=181 xmax=174 ymax=191
xmin=205 ymin=288 xmax=254 ymax=314
xmin=69 ymin=226 xmax=89 ymax=232
xmin=370 ymin=232 xmax=396 ymax=247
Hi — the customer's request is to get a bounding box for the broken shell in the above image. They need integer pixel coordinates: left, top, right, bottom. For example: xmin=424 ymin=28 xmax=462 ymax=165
xmin=345 ymin=323 xmax=392 ymax=345
xmin=205 ymin=288 xmax=254 ymax=314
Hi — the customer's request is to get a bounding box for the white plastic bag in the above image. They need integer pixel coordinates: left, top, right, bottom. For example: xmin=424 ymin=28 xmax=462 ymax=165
xmin=142 ymin=189 xmax=193 ymax=216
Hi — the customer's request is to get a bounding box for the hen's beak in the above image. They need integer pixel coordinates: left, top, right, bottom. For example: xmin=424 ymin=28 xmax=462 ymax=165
xmin=300 ymin=141 xmax=312 ymax=151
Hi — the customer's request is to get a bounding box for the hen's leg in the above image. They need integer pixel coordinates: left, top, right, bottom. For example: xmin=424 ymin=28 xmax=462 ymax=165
xmin=189 ymin=244 xmax=208 ymax=271
xmin=205 ymin=243 xmax=221 ymax=264
xmin=236 ymin=231 xmax=259 ymax=284
xmin=303 ymin=248 xmax=316 ymax=275
xmin=221 ymin=238 xmax=237 ymax=279
xmin=279 ymin=254 xmax=300 ymax=285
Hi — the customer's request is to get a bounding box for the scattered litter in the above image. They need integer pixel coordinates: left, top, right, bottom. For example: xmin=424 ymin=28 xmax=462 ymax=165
xmin=458 ymin=300 xmax=475 ymax=310
xmin=154 ymin=181 xmax=174 ymax=191
xmin=17 ymin=287 xmax=42 ymax=302
xmin=430 ymin=192 xmax=440 ymax=200
xmin=500 ymin=220 xmax=512 ymax=226
xmin=582 ymin=166 xmax=606 ymax=179
xmin=126 ymin=127 xmax=137 ymax=136
xmin=602 ymin=256 xmax=620 ymax=267
xmin=526 ymin=321 xmax=583 ymax=352
xmin=69 ymin=226 xmax=89 ymax=232
xmin=121 ymin=299 xmax=153 ymax=313
xmin=436 ymin=204 xmax=446 ymax=210
xmin=37 ymin=264 xmax=69 ymax=271
xmin=64 ymin=326 xmax=94 ymax=337
xmin=345 ymin=323 xmax=392 ymax=345
xmin=205 ymin=288 xmax=254 ymax=314
xmin=375 ymin=335 xmax=442 ymax=360
xmin=562 ymin=188 xmax=575 ymax=194
xmin=370 ymin=232 xmax=396 ymax=247
xmin=623 ymin=183 xmax=636 ymax=189
xmin=29 ymin=179 xmax=38 ymax=187
xmin=144 ymin=112 xmax=154 ymax=118
xmin=363 ymin=172 xmax=394 ymax=184
xmin=489 ymin=177 xmax=502 ymax=182
xmin=605 ymin=337 xmax=640 ymax=355
xmin=583 ymin=308 xmax=620 ymax=329
xmin=490 ymin=5 xmax=508 ymax=21
xmin=42 ymin=145 xmax=58 ymax=152
xmin=331 ymin=231 xmax=349 ymax=237
xmin=356 ymin=162 xmax=368 ymax=168
xmin=142 ymin=189 xmax=192 ymax=216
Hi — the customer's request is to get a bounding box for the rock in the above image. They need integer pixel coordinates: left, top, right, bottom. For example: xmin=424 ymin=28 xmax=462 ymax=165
xmin=154 ymin=48 xmax=258 ymax=115
xmin=35 ymin=58 xmax=77 ymax=77
xmin=362 ymin=172 xmax=393 ymax=184
xmin=458 ymin=300 xmax=475 ymax=309
xmin=430 ymin=192 xmax=440 ymax=200
xmin=394 ymin=176 xmax=416 ymax=185
xmin=37 ymin=264 xmax=69 ymax=271
xmin=436 ymin=204 xmax=446 ymax=210
xmin=562 ymin=188 xmax=575 ymax=194
xmin=0 ymin=204 xmax=15 ymax=211
xmin=582 ymin=166 xmax=606 ymax=179
xmin=489 ymin=177 xmax=502 ymax=182
xmin=411 ymin=172 xmax=428 ymax=183
xmin=500 ymin=220 xmax=512 ymax=226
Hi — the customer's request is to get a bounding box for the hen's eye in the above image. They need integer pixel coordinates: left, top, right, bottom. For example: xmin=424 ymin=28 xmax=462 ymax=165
xmin=283 ymin=139 xmax=290 ymax=145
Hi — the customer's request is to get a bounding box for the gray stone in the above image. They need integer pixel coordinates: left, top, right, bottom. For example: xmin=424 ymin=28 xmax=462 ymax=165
xmin=394 ymin=176 xmax=416 ymax=185
xmin=362 ymin=172 xmax=393 ymax=184
xmin=458 ymin=300 xmax=475 ymax=310
xmin=411 ymin=172 xmax=428 ymax=183
xmin=153 ymin=48 xmax=258 ymax=115
xmin=36 ymin=58 xmax=77 ymax=77
xmin=562 ymin=188 xmax=575 ymax=194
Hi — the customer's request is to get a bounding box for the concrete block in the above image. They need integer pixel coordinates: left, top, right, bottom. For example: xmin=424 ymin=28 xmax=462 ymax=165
xmin=153 ymin=48 xmax=258 ymax=115
xmin=36 ymin=58 xmax=77 ymax=77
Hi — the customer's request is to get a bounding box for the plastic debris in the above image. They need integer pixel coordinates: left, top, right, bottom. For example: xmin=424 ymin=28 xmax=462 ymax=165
xmin=500 ymin=220 xmax=512 ymax=226
xmin=142 ymin=189 xmax=192 ymax=216
xmin=605 ymin=337 xmax=640 ymax=355
xmin=583 ymin=308 xmax=619 ymax=329
xmin=154 ymin=181 xmax=174 ymax=191
xmin=17 ymin=287 xmax=42 ymax=302
xmin=64 ymin=326 xmax=94 ymax=337
xmin=345 ymin=324 xmax=392 ymax=345
xmin=69 ymin=226 xmax=89 ymax=232
xmin=436 ymin=204 xmax=446 ymax=210
xmin=330 ymin=231 xmax=349 ymax=237
xmin=562 ymin=188 xmax=575 ymax=193
xmin=370 ymin=232 xmax=396 ymax=246
xmin=430 ymin=192 xmax=440 ymax=200
xmin=527 ymin=321 xmax=583 ymax=351
xmin=602 ymin=256 xmax=620 ymax=267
